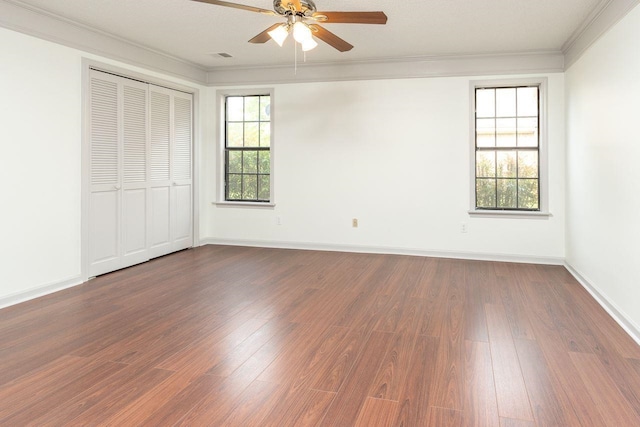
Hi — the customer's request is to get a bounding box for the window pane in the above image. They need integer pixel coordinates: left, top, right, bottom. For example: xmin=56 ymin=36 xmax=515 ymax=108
xmin=517 ymin=117 xmax=538 ymax=147
xmin=227 ymin=96 xmax=244 ymax=121
xmin=497 ymin=179 xmax=517 ymax=208
xmin=476 ymin=179 xmax=496 ymax=208
xmin=258 ymin=175 xmax=270 ymax=201
xmin=476 ymin=151 xmax=496 ymax=177
xmin=242 ymin=175 xmax=257 ymax=200
xmin=518 ymin=151 xmax=538 ymax=178
xmin=244 ymin=96 xmax=260 ymax=121
xmin=518 ymin=179 xmax=539 ymax=209
xmin=227 ymin=150 xmax=242 ymax=173
xmin=496 ymin=88 xmax=516 ymax=117
xmin=244 ymin=123 xmax=259 ymax=147
xmin=227 ymin=123 xmax=243 ymax=147
xmin=517 ymin=87 xmax=538 ymax=117
xmin=224 ymin=94 xmax=272 ymax=203
xmin=258 ymin=151 xmax=270 ymax=174
xmin=260 ymin=122 xmax=271 ymax=147
xmin=227 ymin=173 xmax=242 ymax=200
xmin=243 ymin=150 xmax=257 ymax=174
xmin=476 ymin=89 xmax=495 ymax=118
xmin=476 ymin=119 xmax=495 ymax=147
xmin=260 ymin=96 xmax=271 ymax=121
xmin=496 ymin=118 xmax=516 ymax=147
xmin=497 ymin=151 xmax=516 ymax=178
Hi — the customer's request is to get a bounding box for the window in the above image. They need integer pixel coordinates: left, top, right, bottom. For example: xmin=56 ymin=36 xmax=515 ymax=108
xmin=472 ymin=80 xmax=546 ymax=212
xmin=223 ymin=93 xmax=272 ymax=203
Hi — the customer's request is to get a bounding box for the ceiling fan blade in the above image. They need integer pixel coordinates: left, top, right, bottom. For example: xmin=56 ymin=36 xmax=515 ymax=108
xmin=248 ymin=23 xmax=283 ymax=44
xmin=190 ymin=0 xmax=276 ymax=16
xmin=313 ymin=11 xmax=388 ymax=25
xmin=310 ymin=25 xmax=353 ymax=52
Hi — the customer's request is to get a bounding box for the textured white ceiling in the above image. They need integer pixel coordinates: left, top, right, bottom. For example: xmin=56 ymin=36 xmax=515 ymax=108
xmin=11 ymin=0 xmax=606 ymax=69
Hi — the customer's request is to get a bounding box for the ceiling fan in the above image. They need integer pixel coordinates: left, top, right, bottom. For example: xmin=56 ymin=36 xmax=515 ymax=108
xmin=191 ymin=0 xmax=387 ymax=52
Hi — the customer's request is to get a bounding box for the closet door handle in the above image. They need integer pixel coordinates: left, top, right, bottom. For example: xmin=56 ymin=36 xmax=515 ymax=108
xmin=113 ymin=185 xmax=121 ymax=191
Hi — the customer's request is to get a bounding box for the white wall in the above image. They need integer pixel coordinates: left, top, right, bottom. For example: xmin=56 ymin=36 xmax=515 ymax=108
xmin=0 ymin=27 xmax=82 ymax=302
xmin=0 ymin=27 xmax=207 ymax=306
xmin=565 ymin=6 xmax=640 ymax=334
xmin=207 ymin=74 xmax=566 ymax=262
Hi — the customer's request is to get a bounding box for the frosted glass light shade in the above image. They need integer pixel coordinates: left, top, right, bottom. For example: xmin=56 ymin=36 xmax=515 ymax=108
xmin=293 ymin=21 xmax=312 ymax=43
xmin=301 ymin=38 xmax=318 ymax=51
xmin=268 ymin=25 xmax=289 ymax=47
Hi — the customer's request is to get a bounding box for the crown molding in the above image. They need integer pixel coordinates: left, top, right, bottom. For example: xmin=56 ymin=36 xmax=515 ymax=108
xmin=0 ymin=0 xmax=208 ymax=84
xmin=563 ymin=0 xmax=639 ymax=68
xmin=206 ymin=51 xmax=565 ymax=86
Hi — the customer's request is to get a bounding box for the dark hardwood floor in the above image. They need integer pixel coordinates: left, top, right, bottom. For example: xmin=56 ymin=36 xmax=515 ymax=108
xmin=1 ymin=245 xmax=640 ymax=426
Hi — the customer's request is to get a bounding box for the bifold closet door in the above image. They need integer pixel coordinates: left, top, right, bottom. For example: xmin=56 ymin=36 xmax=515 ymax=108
xmin=149 ymin=85 xmax=193 ymax=259
xmin=88 ymin=70 xmax=150 ymax=277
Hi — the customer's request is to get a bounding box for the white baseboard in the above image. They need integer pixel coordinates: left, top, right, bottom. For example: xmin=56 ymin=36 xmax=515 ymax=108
xmin=565 ymin=262 xmax=640 ymax=346
xmin=200 ymin=238 xmax=565 ymax=266
xmin=0 ymin=275 xmax=83 ymax=310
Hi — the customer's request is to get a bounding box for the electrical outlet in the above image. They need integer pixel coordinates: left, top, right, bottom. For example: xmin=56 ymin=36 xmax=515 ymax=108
xmin=461 ymin=223 xmax=468 ymax=233
xmin=276 ymin=216 xmax=282 ymax=225
xmin=352 ymin=218 xmax=358 ymax=228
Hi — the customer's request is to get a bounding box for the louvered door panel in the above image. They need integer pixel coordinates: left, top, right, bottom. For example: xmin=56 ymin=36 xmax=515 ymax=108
xmin=171 ymin=92 xmax=193 ymax=251
xmin=174 ymin=96 xmax=192 ymax=181
xmin=88 ymin=71 xmax=122 ymax=276
xmin=123 ymin=85 xmax=147 ymax=184
xmin=121 ymin=81 xmax=149 ymax=267
xmin=90 ymin=78 xmax=118 ymax=186
xmin=150 ymin=91 xmax=170 ymax=182
xmin=149 ymin=87 xmax=172 ymax=258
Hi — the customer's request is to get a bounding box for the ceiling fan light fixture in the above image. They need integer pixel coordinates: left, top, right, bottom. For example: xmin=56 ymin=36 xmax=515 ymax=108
xmin=292 ymin=21 xmax=312 ymax=44
xmin=301 ymin=38 xmax=318 ymax=51
xmin=268 ymin=24 xmax=289 ymax=46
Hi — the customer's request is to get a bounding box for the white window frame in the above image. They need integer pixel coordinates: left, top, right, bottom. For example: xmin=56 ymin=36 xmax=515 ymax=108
xmin=215 ymin=88 xmax=275 ymax=207
xmin=468 ymin=78 xmax=550 ymax=218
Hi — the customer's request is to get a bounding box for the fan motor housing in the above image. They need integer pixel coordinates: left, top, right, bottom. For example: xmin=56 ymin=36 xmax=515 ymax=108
xmin=273 ymin=0 xmax=316 ymax=16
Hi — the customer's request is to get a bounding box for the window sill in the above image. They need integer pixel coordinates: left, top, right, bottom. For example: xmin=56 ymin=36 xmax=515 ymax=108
xmin=214 ymin=201 xmax=276 ymax=209
xmin=468 ymin=210 xmax=552 ymax=219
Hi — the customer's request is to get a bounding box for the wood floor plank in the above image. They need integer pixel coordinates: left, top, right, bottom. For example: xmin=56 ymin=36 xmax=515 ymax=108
xmin=428 ymin=261 xmax=466 ymax=411
xmin=0 ymin=355 xmax=104 ymax=417
xmin=354 ymin=397 xmax=399 ymax=427
xmin=130 ymin=373 xmax=221 ymax=426
xmin=499 ymin=417 xmax=535 ymax=427
xmin=257 ymin=321 xmax=331 ymax=384
xmin=514 ymin=338 xmax=568 ymax=426
xmin=463 ymin=340 xmax=500 ymax=427
xmin=0 ymin=357 xmax=126 ymax=424
xmin=261 ymin=387 xmax=336 ymax=427
xmin=368 ymin=331 xmax=417 ymax=401
xmin=498 ymin=276 xmax=536 ymax=341
xmin=392 ymin=335 xmax=440 ymax=426
xmin=172 ymin=358 xmax=270 ymax=425
xmin=517 ymin=284 xmax=607 ymax=426
xmin=570 ymin=351 xmax=640 ymax=425
xmin=205 ymin=317 xmax=296 ymax=378
xmin=218 ymin=380 xmax=282 ymax=426
xmin=416 ymin=258 xmax=451 ymax=337
xmin=27 ymin=364 xmax=174 ymax=426
xmin=1 ymin=246 xmax=639 ymax=425
xmin=156 ymin=316 xmax=268 ymax=375
xmin=310 ymin=326 xmax=371 ymax=393
xmin=425 ymin=406 xmax=463 ymax=427
xmin=485 ymin=303 xmax=533 ymax=421
xmin=320 ymin=331 xmax=394 ymax=426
